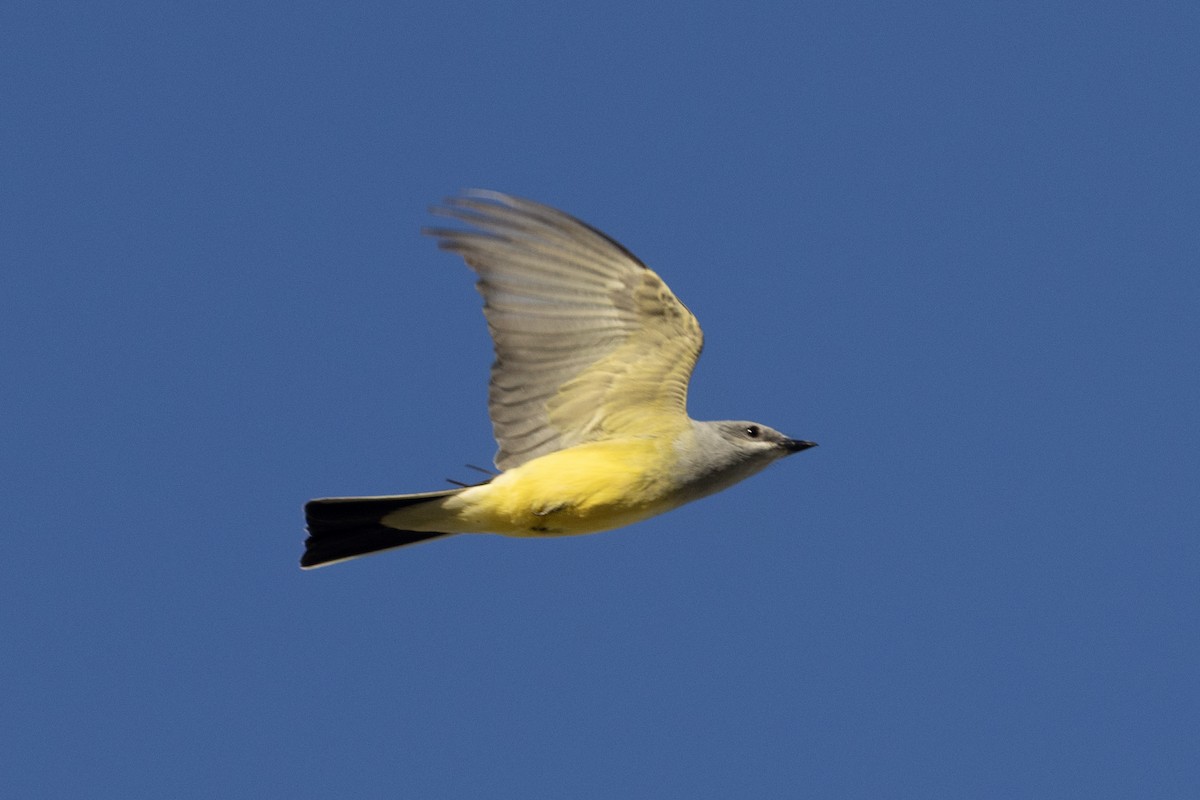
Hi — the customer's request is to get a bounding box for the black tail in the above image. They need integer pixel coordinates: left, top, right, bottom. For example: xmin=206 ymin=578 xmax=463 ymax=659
xmin=301 ymin=490 xmax=461 ymax=569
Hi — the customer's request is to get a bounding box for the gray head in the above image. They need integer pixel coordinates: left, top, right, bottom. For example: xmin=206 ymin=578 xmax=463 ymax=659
xmin=675 ymin=420 xmax=816 ymax=502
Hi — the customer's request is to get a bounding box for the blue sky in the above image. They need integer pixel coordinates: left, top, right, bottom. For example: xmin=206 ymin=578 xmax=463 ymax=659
xmin=3 ymin=2 xmax=1198 ymax=797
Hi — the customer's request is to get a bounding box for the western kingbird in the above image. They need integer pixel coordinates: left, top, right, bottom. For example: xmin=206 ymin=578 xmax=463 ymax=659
xmin=301 ymin=191 xmax=816 ymax=568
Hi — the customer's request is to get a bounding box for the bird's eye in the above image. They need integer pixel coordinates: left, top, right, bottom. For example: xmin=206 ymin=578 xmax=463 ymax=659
xmin=744 ymin=425 xmax=761 ymax=439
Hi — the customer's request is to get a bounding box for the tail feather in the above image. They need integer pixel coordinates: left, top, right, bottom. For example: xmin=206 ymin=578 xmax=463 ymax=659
xmin=301 ymin=490 xmax=462 ymax=569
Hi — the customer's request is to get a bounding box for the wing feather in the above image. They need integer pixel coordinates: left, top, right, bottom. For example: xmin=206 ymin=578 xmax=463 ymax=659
xmin=428 ymin=191 xmax=703 ymax=470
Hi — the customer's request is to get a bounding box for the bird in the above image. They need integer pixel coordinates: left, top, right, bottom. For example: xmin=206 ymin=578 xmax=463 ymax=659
xmin=301 ymin=191 xmax=816 ymax=568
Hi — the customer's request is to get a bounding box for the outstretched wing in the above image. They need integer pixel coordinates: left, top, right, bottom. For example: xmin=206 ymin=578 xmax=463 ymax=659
xmin=427 ymin=191 xmax=704 ymax=470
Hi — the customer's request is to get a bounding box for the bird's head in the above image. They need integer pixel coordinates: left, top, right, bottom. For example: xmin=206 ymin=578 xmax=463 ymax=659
xmin=677 ymin=420 xmax=817 ymax=500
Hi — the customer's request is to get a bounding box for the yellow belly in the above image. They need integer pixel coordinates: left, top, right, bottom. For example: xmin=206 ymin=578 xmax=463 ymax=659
xmin=450 ymin=437 xmax=683 ymax=536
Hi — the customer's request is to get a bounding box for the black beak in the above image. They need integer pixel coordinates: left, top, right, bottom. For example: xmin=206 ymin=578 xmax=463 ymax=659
xmin=782 ymin=439 xmax=818 ymax=454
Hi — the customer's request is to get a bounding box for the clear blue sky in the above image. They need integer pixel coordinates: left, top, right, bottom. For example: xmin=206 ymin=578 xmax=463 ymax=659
xmin=3 ymin=2 xmax=1197 ymax=797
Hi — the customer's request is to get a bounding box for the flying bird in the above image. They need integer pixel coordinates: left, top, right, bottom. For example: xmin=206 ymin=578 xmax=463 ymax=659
xmin=301 ymin=191 xmax=816 ymax=568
